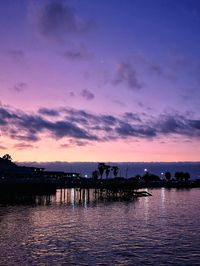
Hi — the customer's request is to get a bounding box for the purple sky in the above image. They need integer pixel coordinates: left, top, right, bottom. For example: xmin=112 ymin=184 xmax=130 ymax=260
xmin=0 ymin=0 xmax=200 ymax=162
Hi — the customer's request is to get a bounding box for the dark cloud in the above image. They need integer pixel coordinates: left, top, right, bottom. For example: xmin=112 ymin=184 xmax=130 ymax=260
xmin=0 ymin=107 xmax=18 ymax=125
xmin=116 ymin=122 xmax=156 ymax=138
xmin=156 ymin=114 xmax=200 ymax=137
xmin=100 ymin=115 xmax=117 ymax=126
xmin=189 ymin=119 xmax=200 ymax=130
xmin=113 ymin=62 xmax=142 ymax=90
xmin=157 ymin=115 xmax=185 ymax=134
xmin=81 ymin=89 xmax=95 ymax=100
xmin=36 ymin=1 xmax=93 ymax=41
xmin=38 ymin=108 xmax=59 ymax=116
xmin=11 ymin=134 xmax=39 ymax=142
xmin=0 ymin=106 xmax=200 ymax=148
xmin=48 ymin=120 xmax=97 ymax=139
xmin=0 ymin=106 xmax=98 ymax=143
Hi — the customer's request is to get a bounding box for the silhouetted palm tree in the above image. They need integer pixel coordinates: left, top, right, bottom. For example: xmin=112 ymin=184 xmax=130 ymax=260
xmin=105 ymin=165 xmax=110 ymax=179
xmin=92 ymin=170 xmax=99 ymax=180
xmin=2 ymin=154 xmax=12 ymax=161
xmin=165 ymin=171 xmax=171 ymax=181
xmin=112 ymin=166 xmax=119 ymax=178
xmin=98 ymin=163 xmax=106 ymax=179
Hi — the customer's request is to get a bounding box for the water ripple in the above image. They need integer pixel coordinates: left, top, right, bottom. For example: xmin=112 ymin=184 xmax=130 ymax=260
xmin=1 ymin=189 xmax=200 ymax=265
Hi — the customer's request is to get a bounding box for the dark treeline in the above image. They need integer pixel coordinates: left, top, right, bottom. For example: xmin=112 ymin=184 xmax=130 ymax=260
xmin=1 ymin=156 xmax=200 ymax=193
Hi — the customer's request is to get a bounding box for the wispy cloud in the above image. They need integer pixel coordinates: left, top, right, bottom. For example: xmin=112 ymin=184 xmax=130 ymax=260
xmin=113 ymin=61 xmax=142 ymax=90
xmin=14 ymin=82 xmax=27 ymax=93
xmin=38 ymin=108 xmax=59 ymax=117
xmin=112 ymin=100 xmax=126 ymax=107
xmin=69 ymin=91 xmax=75 ymax=97
xmin=33 ymin=0 xmax=93 ymax=42
xmin=8 ymin=49 xmax=25 ymax=62
xmin=62 ymin=46 xmax=92 ymax=60
xmin=0 ymin=144 xmax=6 ymax=150
xmin=14 ymin=143 xmax=35 ymax=150
xmin=80 ymin=89 xmax=95 ymax=100
xmin=61 ymin=138 xmax=89 ymax=148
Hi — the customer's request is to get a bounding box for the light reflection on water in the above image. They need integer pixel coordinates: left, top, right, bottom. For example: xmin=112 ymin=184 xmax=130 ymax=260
xmin=0 ymin=188 xmax=200 ymax=265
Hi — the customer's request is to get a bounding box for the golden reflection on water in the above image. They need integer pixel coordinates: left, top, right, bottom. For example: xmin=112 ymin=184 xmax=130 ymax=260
xmin=54 ymin=188 xmax=106 ymax=206
xmin=161 ymin=187 xmax=166 ymax=209
xmin=143 ymin=192 xmax=150 ymax=222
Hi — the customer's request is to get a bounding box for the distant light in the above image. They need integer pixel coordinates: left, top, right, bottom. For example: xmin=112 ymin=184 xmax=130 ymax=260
xmin=144 ymin=168 xmax=148 ymax=172
xmin=161 ymin=172 xmax=164 ymax=175
xmin=84 ymin=174 xmax=88 ymax=178
xmin=72 ymin=174 xmax=76 ymax=177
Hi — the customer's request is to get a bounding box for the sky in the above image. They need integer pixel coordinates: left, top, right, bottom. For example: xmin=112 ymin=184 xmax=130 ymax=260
xmin=0 ymin=0 xmax=200 ymax=162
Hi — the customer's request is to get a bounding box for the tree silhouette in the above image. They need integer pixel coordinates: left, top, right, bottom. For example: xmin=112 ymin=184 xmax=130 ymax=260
xmin=92 ymin=170 xmax=99 ymax=180
xmin=165 ymin=171 xmax=171 ymax=181
xmin=143 ymin=171 xmax=150 ymax=182
xmin=112 ymin=166 xmax=119 ymax=178
xmin=105 ymin=165 xmax=110 ymax=179
xmin=2 ymin=154 xmax=12 ymax=161
xmin=184 ymin=172 xmax=190 ymax=182
xmin=98 ymin=163 xmax=106 ymax=179
xmin=175 ymin=172 xmax=184 ymax=182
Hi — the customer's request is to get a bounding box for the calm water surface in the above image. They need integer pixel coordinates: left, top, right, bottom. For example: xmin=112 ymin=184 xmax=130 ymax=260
xmin=0 ymin=188 xmax=200 ymax=265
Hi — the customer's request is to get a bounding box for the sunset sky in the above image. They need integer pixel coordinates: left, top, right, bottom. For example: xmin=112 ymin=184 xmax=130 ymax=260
xmin=0 ymin=0 xmax=200 ymax=162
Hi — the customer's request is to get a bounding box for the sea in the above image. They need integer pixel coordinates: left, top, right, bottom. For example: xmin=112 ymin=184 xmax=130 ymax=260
xmin=19 ymin=161 xmax=200 ymax=179
xmin=1 ymin=188 xmax=200 ymax=265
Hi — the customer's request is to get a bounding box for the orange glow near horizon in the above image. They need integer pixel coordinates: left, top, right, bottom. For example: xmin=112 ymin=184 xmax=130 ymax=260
xmin=1 ymin=137 xmax=199 ymax=163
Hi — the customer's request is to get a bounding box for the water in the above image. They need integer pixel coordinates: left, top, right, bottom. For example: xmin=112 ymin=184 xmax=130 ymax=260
xmin=1 ymin=188 xmax=200 ymax=265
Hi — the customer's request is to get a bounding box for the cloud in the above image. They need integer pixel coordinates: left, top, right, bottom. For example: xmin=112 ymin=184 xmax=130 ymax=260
xmin=113 ymin=61 xmax=142 ymax=90
xmin=35 ymin=0 xmax=93 ymax=41
xmin=149 ymin=64 xmax=163 ymax=75
xmin=81 ymin=89 xmax=95 ymax=100
xmin=8 ymin=49 xmax=25 ymax=62
xmin=14 ymin=143 xmax=35 ymax=150
xmin=69 ymin=91 xmax=75 ymax=97
xmin=38 ymin=108 xmax=59 ymax=116
xmin=63 ymin=50 xmax=86 ymax=60
xmin=189 ymin=119 xmax=200 ymax=130
xmin=10 ymin=134 xmax=39 ymax=142
xmin=112 ymin=100 xmax=126 ymax=107
xmin=123 ymin=112 xmax=141 ymax=122
xmin=61 ymin=138 xmax=89 ymax=148
xmin=0 ymin=105 xmax=200 ymax=149
xmin=62 ymin=46 xmax=92 ymax=60
xmin=101 ymin=115 xmax=117 ymax=126
xmin=0 ymin=106 xmax=98 ymax=144
xmin=14 ymin=82 xmax=27 ymax=92
xmin=0 ymin=145 xmax=6 ymax=150
xmin=156 ymin=114 xmax=200 ymax=138
xmin=116 ymin=122 xmax=156 ymax=138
